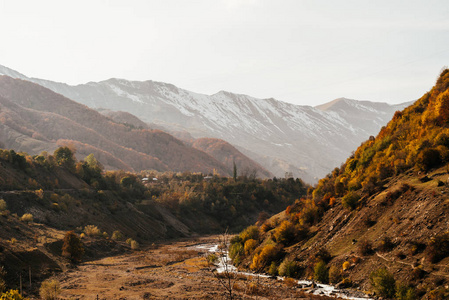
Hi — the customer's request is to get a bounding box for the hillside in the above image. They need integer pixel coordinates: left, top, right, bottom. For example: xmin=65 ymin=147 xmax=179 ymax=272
xmin=0 ymin=146 xmax=307 ymax=297
xmin=230 ymin=69 xmax=449 ymax=299
xmin=190 ymin=138 xmax=273 ymax=178
xmin=0 ymin=75 xmax=268 ymax=177
xmin=0 ymin=64 xmax=410 ymax=182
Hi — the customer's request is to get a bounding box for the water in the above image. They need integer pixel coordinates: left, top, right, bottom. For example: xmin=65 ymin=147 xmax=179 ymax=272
xmin=191 ymin=243 xmax=373 ymax=300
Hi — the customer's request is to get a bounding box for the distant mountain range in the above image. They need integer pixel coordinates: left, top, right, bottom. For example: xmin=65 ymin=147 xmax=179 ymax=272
xmin=0 ymin=75 xmax=271 ymax=177
xmin=0 ymin=65 xmax=412 ymax=182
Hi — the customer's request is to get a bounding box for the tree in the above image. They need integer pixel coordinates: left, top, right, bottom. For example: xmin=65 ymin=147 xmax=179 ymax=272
xmin=39 ymin=279 xmax=60 ymax=300
xmin=370 ymin=267 xmax=396 ymax=298
xmin=54 ymin=147 xmax=76 ymax=171
xmin=62 ymin=231 xmax=84 ymax=263
xmin=233 ymin=160 xmax=237 ymax=181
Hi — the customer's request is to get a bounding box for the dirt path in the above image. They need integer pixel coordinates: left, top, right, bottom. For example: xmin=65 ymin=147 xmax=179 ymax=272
xmin=56 ymin=236 xmax=336 ymax=300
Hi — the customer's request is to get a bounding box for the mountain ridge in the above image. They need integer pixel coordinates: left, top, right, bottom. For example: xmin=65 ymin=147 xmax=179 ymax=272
xmin=0 ymin=64 xmax=412 ymax=182
xmin=0 ymin=76 xmax=270 ymax=177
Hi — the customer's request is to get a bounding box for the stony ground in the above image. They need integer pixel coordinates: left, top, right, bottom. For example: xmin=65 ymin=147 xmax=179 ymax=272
xmin=56 ymin=236 xmax=338 ymax=300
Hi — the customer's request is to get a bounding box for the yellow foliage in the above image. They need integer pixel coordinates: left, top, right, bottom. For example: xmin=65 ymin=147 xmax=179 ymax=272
xmin=244 ymin=239 xmax=258 ymax=256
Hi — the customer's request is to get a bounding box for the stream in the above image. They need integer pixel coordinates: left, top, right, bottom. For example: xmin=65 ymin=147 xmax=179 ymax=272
xmin=191 ymin=243 xmax=373 ymax=300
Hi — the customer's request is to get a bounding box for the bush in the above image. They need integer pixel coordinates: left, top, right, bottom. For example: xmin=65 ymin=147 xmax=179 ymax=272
xmin=84 ymin=225 xmax=101 ymax=237
xmin=369 ymin=267 xmax=396 ymax=298
xmin=268 ymin=262 xmax=278 ymax=276
xmin=417 ymin=148 xmax=442 ymax=171
xmin=111 ymin=230 xmax=123 ymax=241
xmin=329 ymin=265 xmax=341 ymax=284
xmin=396 ymin=282 xmax=416 ymax=300
xmin=425 ymin=233 xmax=449 ymax=263
xmin=378 ymin=236 xmax=395 ymax=252
xmin=0 ymin=199 xmax=6 ymax=212
xmin=20 ymin=213 xmax=33 ymax=223
xmin=62 ymin=231 xmax=84 ymax=263
xmin=342 ymin=192 xmax=360 ymax=211
xmin=239 ymin=226 xmax=259 ymax=243
xmin=39 ymin=279 xmax=60 ymax=300
xmin=273 ymin=220 xmax=296 ymax=245
xmin=358 ymin=239 xmax=374 ymax=256
xmin=250 ymin=244 xmax=281 ymax=272
xmin=0 ymin=289 xmax=28 ymax=300
xmin=229 ymin=242 xmax=244 ymax=265
xmin=244 ymin=239 xmax=258 ymax=255
xmin=342 ymin=261 xmax=351 ymax=271
xmin=278 ymin=258 xmax=300 ymax=278
xmin=130 ymin=240 xmax=139 ymax=250
xmin=314 ymin=260 xmax=328 ymax=283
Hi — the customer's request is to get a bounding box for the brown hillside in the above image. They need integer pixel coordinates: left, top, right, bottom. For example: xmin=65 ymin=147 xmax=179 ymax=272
xmin=231 ymin=69 xmax=449 ymax=298
xmin=0 ymin=76 xmax=230 ymax=175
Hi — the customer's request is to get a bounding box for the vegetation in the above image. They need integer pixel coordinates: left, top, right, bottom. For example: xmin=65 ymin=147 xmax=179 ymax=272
xmin=39 ymin=279 xmax=61 ymax=300
xmin=62 ymin=231 xmax=85 ymax=263
xmin=0 ymin=290 xmax=28 ymax=300
xmin=369 ymin=268 xmax=396 ymax=299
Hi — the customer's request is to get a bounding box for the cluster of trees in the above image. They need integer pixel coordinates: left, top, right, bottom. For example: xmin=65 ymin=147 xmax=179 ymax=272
xmin=228 ymin=69 xmax=449 ymax=298
xmin=145 ymin=172 xmax=308 ymax=231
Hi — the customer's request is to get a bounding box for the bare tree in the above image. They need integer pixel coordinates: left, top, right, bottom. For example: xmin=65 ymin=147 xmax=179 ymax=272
xmin=207 ymin=230 xmax=236 ymax=300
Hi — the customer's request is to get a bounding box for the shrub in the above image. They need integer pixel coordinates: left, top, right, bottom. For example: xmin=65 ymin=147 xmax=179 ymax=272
xmin=229 ymin=242 xmax=244 ymax=265
xmin=130 ymin=240 xmax=139 ymax=250
xmin=278 ymin=258 xmax=300 ymax=278
xmin=111 ymin=230 xmax=123 ymax=241
xmin=244 ymin=239 xmax=258 ymax=255
xmin=417 ymin=148 xmax=442 ymax=171
xmin=395 ymin=282 xmax=416 ymax=300
xmin=342 ymin=261 xmax=351 ymax=271
xmin=62 ymin=231 xmax=84 ymax=263
xmin=126 ymin=238 xmax=133 ymax=245
xmin=358 ymin=239 xmax=374 ymax=256
xmin=370 ymin=267 xmax=396 ymax=298
xmin=84 ymin=225 xmax=101 ymax=237
xmin=329 ymin=265 xmax=341 ymax=284
xmin=239 ymin=226 xmax=259 ymax=243
xmin=378 ymin=236 xmax=395 ymax=252
xmin=20 ymin=213 xmax=33 ymax=223
xmin=273 ymin=220 xmax=296 ymax=245
xmin=425 ymin=233 xmax=449 ymax=263
xmin=314 ymin=247 xmax=332 ymax=263
xmin=342 ymin=192 xmax=360 ymax=211
xmin=313 ymin=260 xmax=328 ymax=283
xmin=268 ymin=262 xmax=278 ymax=276
xmin=0 ymin=199 xmax=6 ymax=212
xmin=39 ymin=279 xmax=60 ymax=300
xmin=250 ymin=244 xmax=281 ymax=272
xmin=0 ymin=289 xmax=28 ymax=300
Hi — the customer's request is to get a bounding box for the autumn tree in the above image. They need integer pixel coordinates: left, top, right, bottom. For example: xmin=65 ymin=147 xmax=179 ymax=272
xmin=54 ymin=147 xmax=76 ymax=171
xmin=62 ymin=231 xmax=84 ymax=263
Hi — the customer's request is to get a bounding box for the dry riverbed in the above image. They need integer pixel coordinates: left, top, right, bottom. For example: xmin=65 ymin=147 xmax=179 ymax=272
xmin=56 ymin=236 xmax=342 ymax=299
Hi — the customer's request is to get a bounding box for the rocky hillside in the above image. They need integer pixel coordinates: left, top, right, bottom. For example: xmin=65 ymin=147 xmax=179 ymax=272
xmin=0 ymin=64 xmax=410 ymax=182
xmin=0 ymin=146 xmax=305 ymax=296
xmin=230 ymin=69 xmax=449 ymax=298
xmin=0 ymin=76 xmax=269 ymax=177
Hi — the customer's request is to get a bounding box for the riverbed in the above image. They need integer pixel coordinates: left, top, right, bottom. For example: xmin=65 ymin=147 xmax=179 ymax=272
xmin=56 ymin=236 xmax=362 ymax=299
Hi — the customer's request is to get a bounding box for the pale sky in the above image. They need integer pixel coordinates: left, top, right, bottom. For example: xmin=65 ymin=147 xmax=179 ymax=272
xmin=0 ymin=0 xmax=448 ymax=106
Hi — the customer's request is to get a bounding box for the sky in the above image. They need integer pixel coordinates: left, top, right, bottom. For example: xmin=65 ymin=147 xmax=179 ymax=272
xmin=0 ymin=0 xmax=448 ymax=106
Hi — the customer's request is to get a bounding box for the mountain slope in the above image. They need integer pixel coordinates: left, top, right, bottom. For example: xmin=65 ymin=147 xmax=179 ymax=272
xmin=0 ymin=64 xmax=411 ymax=182
xmin=230 ymin=69 xmax=449 ymax=297
xmin=0 ymin=76 xmax=233 ymax=175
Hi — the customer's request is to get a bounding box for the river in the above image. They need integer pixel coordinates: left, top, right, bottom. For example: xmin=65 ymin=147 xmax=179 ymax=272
xmin=191 ymin=243 xmax=373 ymax=300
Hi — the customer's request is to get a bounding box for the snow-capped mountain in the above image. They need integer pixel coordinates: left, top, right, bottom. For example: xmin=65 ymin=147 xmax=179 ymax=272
xmin=0 ymin=64 xmax=411 ymax=182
